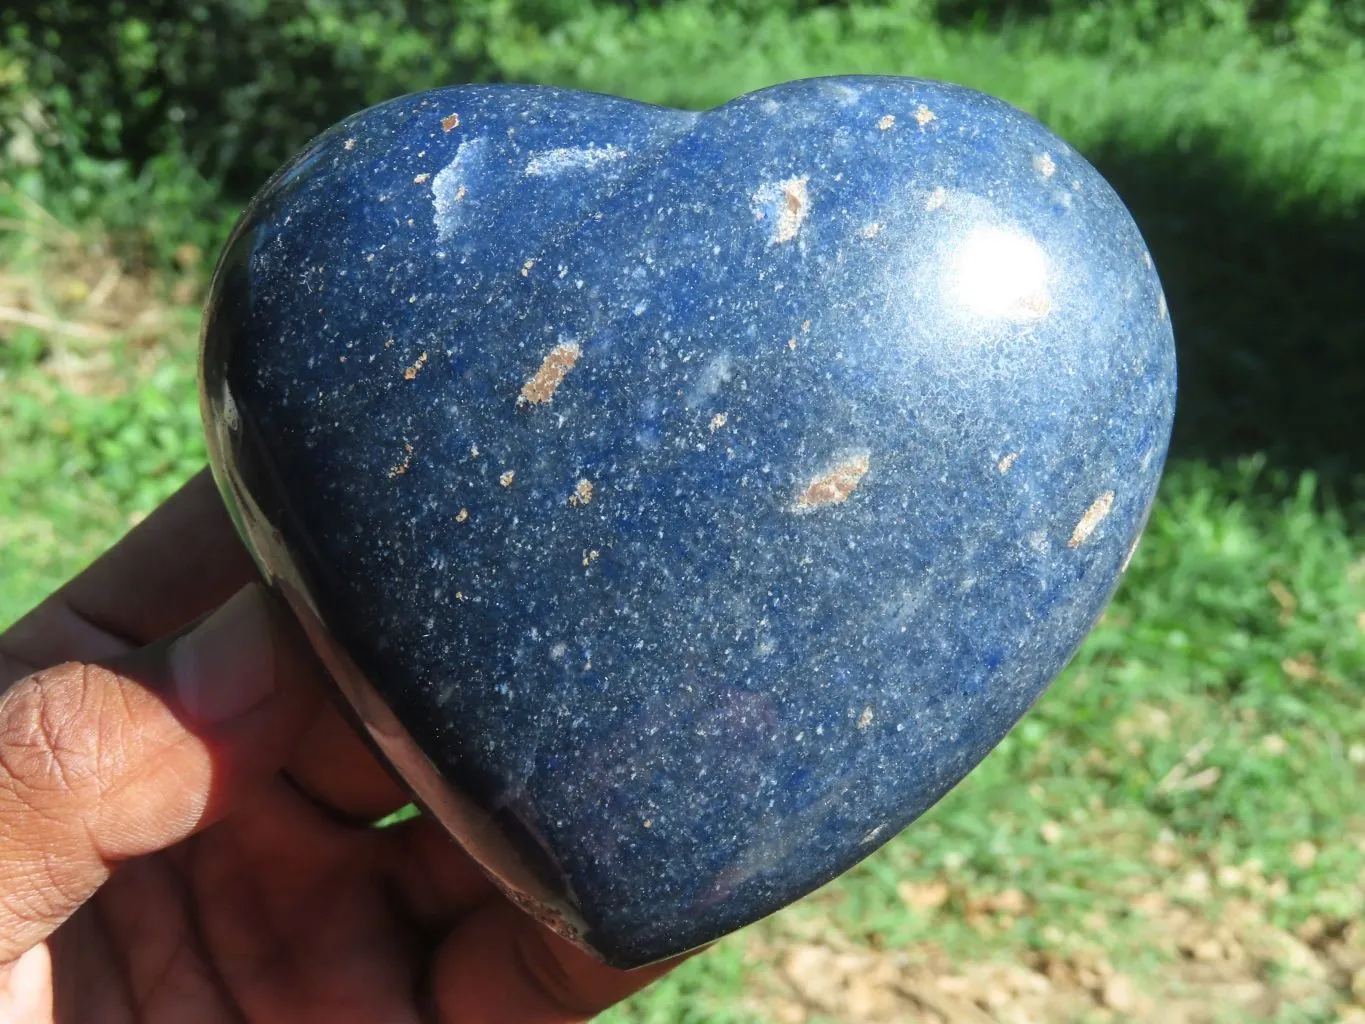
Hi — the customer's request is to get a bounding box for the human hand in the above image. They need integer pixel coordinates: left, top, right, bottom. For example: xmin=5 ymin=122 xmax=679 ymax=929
xmin=0 ymin=470 xmax=675 ymax=1022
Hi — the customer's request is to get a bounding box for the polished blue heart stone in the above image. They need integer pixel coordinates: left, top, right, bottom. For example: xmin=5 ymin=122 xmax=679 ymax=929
xmin=202 ymin=76 xmax=1175 ymax=968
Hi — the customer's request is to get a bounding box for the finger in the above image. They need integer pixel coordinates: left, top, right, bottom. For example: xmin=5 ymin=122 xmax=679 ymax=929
xmin=1 ymin=469 xmax=256 ymax=683
xmin=1 ymin=906 xmax=140 ymax=1024
xmin=426 ymin=901 xmax=681 ymax=1024
xmin=283 ymin=699 xmax=409 ymax=821
xmin=0 ymin=584 xmax=324 ymax=964
xmin=43 ymin=903 xmax=134 ymax=1024
xmin=0 ymin=945 xmax=54 ymax=1023
xmin=186 ymin=778 xmax=423 ymax=1024
xmin=0 ymin=468 xmax=408 ymax=823
xmin=91 ymin=856 xmax=240 ymax=1022
xmin=380 ymin=815 xmax=496 ymax=930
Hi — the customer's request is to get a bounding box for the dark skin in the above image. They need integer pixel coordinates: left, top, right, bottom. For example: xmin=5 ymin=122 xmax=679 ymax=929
xmin=0 ymin=470 xmax=677 ymax=1022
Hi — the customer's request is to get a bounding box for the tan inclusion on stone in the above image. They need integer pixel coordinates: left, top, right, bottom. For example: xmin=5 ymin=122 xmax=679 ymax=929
xmin=518 ymin=342 xmax=582 ymax=406
xmin=753 ymin=176 xmax=810 ymax=244
xmin=794 ymin=454 xmax=871 ymax=511
xmin=1069 ymin=491 xmax=1115 ymax=548
xmin=569 ymin=479 xmax=594 ymax=506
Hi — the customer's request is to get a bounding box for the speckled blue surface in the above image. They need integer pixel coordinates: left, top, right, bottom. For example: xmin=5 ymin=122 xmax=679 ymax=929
xmin=201 ymin=76 xmax=1176 ymax=968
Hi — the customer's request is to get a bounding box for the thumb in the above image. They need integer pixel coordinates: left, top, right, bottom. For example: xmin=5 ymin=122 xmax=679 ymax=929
xmin=0 ymin=583 xmax=325 ymax=964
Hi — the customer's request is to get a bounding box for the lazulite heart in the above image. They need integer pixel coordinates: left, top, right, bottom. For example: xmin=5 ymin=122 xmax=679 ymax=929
xmin=201 ymin=76 xmax=1175 ymax=968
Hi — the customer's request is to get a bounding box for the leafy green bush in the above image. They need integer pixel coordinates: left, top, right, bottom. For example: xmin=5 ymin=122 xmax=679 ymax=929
xmin=934 ymin=0 xmax=1365 ymax=41
xmin=4 ymin=0 xmax=1363 ymax=259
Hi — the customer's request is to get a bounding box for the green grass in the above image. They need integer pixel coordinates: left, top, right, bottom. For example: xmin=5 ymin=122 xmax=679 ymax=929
xmin=3 ymin=3 xmax=1364 ymax=1019
xmin=0 ymin=303 xmax=204 ymax=625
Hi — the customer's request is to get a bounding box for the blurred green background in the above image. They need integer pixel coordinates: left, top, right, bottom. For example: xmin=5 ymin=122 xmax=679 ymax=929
xmin=2 ymin=2 xmax=1364 ymax=1020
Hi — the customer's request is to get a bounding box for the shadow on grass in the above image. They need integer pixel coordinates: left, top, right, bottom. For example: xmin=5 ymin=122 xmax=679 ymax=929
xmin=1088 ymin=134 xmax=1365 ymax=500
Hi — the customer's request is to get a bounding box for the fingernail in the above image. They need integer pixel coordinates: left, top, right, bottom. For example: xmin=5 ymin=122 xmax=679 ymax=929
xmin=170 ymin=584 xmax=277 ymax=724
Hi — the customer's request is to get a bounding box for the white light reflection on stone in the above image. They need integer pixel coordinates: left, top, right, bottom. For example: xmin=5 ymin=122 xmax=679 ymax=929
xmin=944 ymin=225 xmax=1051 ymax=321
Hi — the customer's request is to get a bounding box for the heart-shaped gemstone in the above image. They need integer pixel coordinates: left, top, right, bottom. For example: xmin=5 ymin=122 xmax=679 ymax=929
xmin=202 ymin=76 xmax=1175 ymax=968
